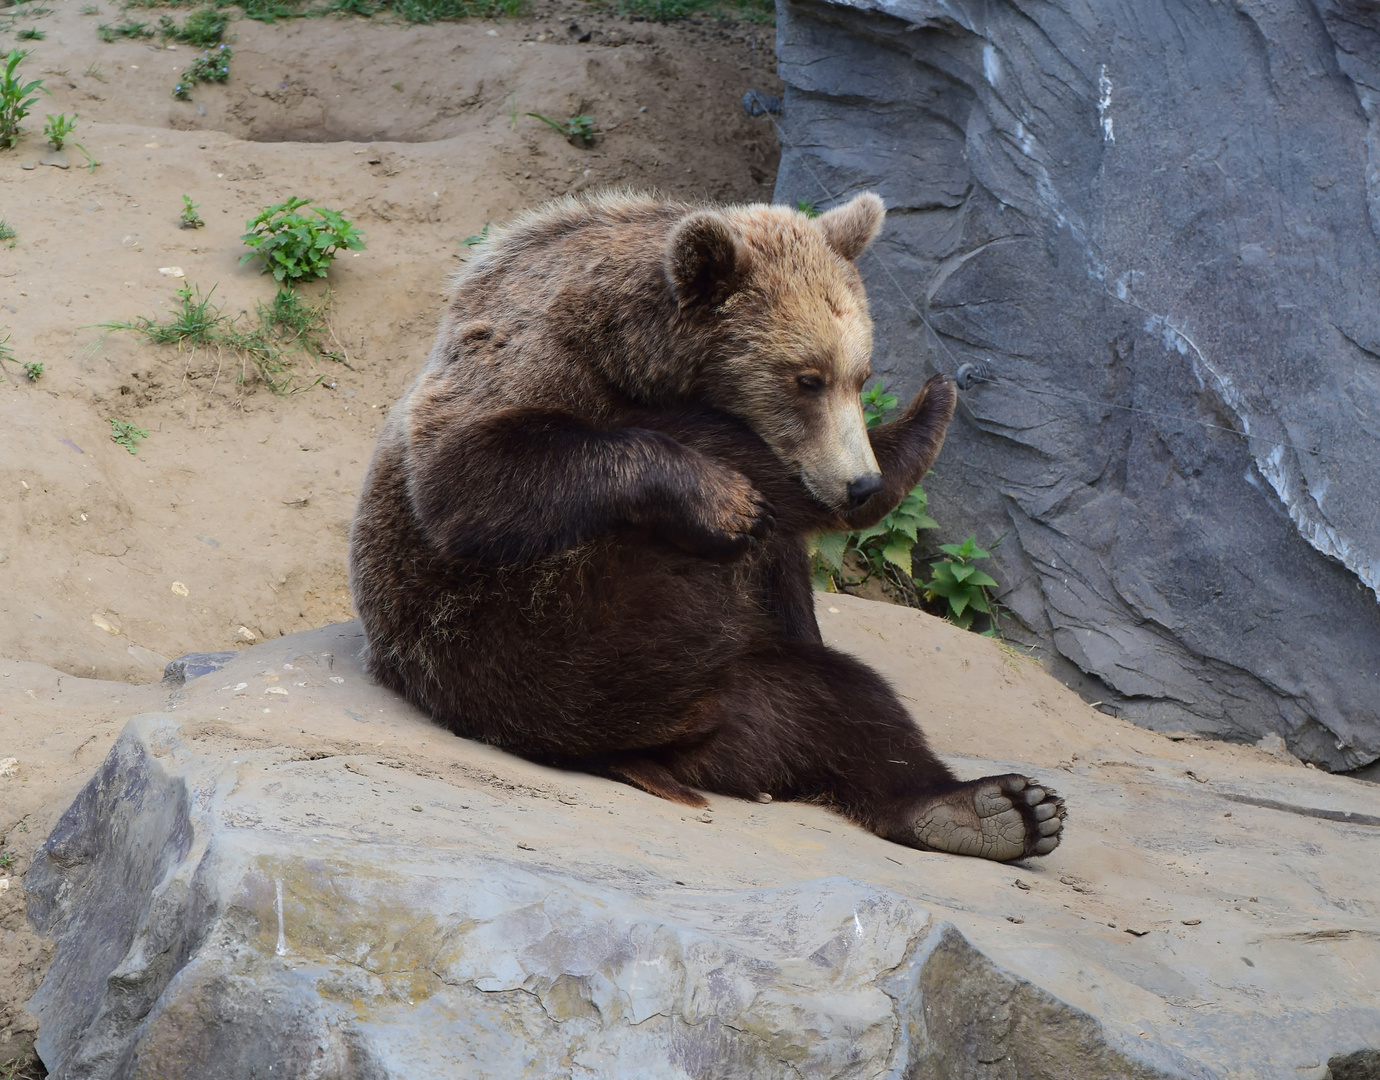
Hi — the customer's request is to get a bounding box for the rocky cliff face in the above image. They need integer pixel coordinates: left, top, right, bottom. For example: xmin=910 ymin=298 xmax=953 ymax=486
xmin=773 ymin=0 xmax=1380 ymax=770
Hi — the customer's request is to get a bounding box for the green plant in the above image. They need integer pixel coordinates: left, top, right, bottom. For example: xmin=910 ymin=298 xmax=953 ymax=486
xmin=812 ymin=481 xmax=939 ymax=590
xmin=526 ymin=111 xmax=594 ymax=147
xmin=16 ymin=27 xmax=45 ymax=40
xmin=100 ymin=280 xmax=228 ymax=346
xmin=96 ymin=19 xmax=155 ymax=40
xmin=84 ymin=61 xmax=106 ymax=81
xmin=239 ymin=196 xmax=364 ymax=285
xmin=0 ymin=49 xmax=44 ymax=150
xmin=97 ymin=281 xmax=338 ymax=393
xmin=0 ymin=219 xmax=15 ymax=244
xmin=386 ymin=0 xmax=522 ymax=22
xmin=860 ymin=380 xmax=896 ymax=423
xmin=0 ymin=850 xmax=13 ymax=869
xmin=159 ymin=6 xmax=226 ymax=46
xmin=920 ymin=536 xmax=1001 ymax=632
xmin=173 ymin=43 xmax=231 ymax=99
xmin=109 ymin=418 xmax=148 ymax=454
xmin=616 ymin=0 xmax=771 ymax=20
xmin=1 ymin=329 xmax=46 ymax=381
xmin=79 ymin=4 xmax=101 ymax=14
xmin=179 ymin=193 xmax=205 ymax=228
xmin=796 ymin=198 xmax=820 ymax=218
xmin=461 ymin=222 xmax=490 ymax=247
xmin=43 ymin=111 xmax=74 ymax=149
xmin=322 ymin=0 xmax=380 ymax=15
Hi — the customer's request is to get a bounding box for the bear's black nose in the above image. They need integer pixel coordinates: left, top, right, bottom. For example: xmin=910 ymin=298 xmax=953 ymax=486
xmin=846 ymin=474 xmax=884 ymax=508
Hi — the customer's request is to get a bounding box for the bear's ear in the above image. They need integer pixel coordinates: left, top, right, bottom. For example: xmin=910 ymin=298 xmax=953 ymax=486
xmin=815 ymin=192 xmax=885 ymax=262
xmin=665 ymin=211 xmax=750 ymax=308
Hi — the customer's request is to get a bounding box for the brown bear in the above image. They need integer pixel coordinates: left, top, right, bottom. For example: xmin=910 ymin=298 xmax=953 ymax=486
xmin=348 ymin=191 xmax=1065 ymax=861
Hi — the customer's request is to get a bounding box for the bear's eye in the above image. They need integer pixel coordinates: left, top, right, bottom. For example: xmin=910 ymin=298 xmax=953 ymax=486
xmin=797 ymin=374 xmax=825 ymax=392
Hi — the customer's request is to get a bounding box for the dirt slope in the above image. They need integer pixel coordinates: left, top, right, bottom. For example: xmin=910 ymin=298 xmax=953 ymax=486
xmin=0 ymin=0 xmax=780 ymax=682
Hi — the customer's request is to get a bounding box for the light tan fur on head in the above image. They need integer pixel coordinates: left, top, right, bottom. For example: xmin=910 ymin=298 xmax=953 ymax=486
xmin=667 ymin=191 xmax=889 ymax=511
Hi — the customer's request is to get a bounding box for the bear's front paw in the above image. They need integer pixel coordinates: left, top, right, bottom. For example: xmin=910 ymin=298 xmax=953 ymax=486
xmin=900 ymin=373 xmax=959 ymax=426
xmin=671 ymin=472 xmax=775 ymax=559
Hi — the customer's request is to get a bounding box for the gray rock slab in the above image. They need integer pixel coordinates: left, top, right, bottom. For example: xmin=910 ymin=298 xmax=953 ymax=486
xmin=22 ymin=607 xmax=1380 ymax=1078
xmin=771 ymin=0 xmax=1380 ymax=770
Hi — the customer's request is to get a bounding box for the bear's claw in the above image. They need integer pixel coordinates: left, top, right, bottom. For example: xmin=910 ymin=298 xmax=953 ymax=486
xmin=908 ymin=774 xmax=1066 ymax=861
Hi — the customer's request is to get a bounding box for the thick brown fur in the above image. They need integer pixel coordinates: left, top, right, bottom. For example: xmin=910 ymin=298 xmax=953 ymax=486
xmin=349 ymin=192 xmax=1065 ymax=859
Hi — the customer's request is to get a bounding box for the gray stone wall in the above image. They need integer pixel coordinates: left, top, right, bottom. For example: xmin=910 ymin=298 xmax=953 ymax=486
xmin=774 ymin=0 xmax=1380 ymax=770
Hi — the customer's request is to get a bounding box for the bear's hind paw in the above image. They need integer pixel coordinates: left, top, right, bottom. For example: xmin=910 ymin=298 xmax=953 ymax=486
xmin=907 ymin=774 xmax=1065 ymax=862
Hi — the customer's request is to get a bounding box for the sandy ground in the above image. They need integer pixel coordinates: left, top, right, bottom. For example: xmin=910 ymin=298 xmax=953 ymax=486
xmin=0 ymin=0 xmax=780 ymax=684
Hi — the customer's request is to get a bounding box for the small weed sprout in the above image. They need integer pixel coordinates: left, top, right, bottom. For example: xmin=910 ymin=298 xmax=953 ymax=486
xmin=79 ymin=3 xmax=101 ymax=14
xmin=100 ymin=281 xmax=227 ymax=347
xmin=526 ymin=111 xmax=595 ymax=147
xmin=159 ymin=7 xmax=226 ymax=47
xmin=0 ymin=219 xmax=15 ymax=245
xmin=83 ymin=62 xmax=107 ymax=81
xmin=388 ymin=0 xmax=523 ymax=22
xmin=0 ymin=850 xmax=12 ymax=869
xmin=97 ymin=280 xmax=339 ymax=393
xmin=0 ymin=50 xmax=45 ymax=150
xmin=240 ymin=196 xmax=364 ymax=285
xmin=460 ymin=222 xmax=490 ymax=247
xmin=796 ymin=198 xmax=820 ymax=218
xmin=1 ymin=331 xmax=42 ymax=381
xmin=323 ymin=0 xmax=381 ymax=16
xmin=174 ymin=44 xmax=231 ymax=100
xmin=96 ymin=19 xmax=155 ymax=41
xmin=16 ymin=27 xmax=45 ymax=40
xmin=109 ymin=418 xmax=148 ymax=454
xmin=43 ymin=111 xmax=74 ymax=149
xmin=179 ymin=194 xmax=205 ymax=229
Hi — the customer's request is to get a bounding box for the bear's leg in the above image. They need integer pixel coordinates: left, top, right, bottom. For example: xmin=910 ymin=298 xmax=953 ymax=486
xmin=650 ymin=641 xmax=1065 ymax=861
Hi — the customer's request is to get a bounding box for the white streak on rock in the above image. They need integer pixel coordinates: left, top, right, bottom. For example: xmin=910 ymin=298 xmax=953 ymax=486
xmin=274 ymin=878 xmax=288 ymax=956
xmin=1098 ymin=65 xmax=1115 ymax=143
xmin=983 ymin=44 xmax=1000 ymax=85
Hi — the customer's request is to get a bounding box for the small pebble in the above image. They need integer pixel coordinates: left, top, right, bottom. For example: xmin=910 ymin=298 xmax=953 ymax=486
xmin=755 ymin=792 xmax=771 ymax=803
xmin=516 ymin=841 xmax=534 ymax=850
xmin=21 ymin=162 xmax=35 ymax=170
xmin=1181 ymin=918 xmax=1202 ymax=926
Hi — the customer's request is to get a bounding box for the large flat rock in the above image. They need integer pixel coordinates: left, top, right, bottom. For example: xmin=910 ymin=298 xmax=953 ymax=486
xmin=17 ymin=598 xmax=1380 ymax=1078
xmin=771 ymin=0 xmax=1380 ymax=770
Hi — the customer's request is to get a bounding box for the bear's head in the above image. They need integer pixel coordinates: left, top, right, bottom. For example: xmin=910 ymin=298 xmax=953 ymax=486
xmin=665 ymin=192 xmax=889 ymax=512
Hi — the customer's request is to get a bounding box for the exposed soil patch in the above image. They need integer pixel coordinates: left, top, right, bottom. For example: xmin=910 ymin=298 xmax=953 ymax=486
xmin=0 ymin=0 xmax=780 ymax=684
